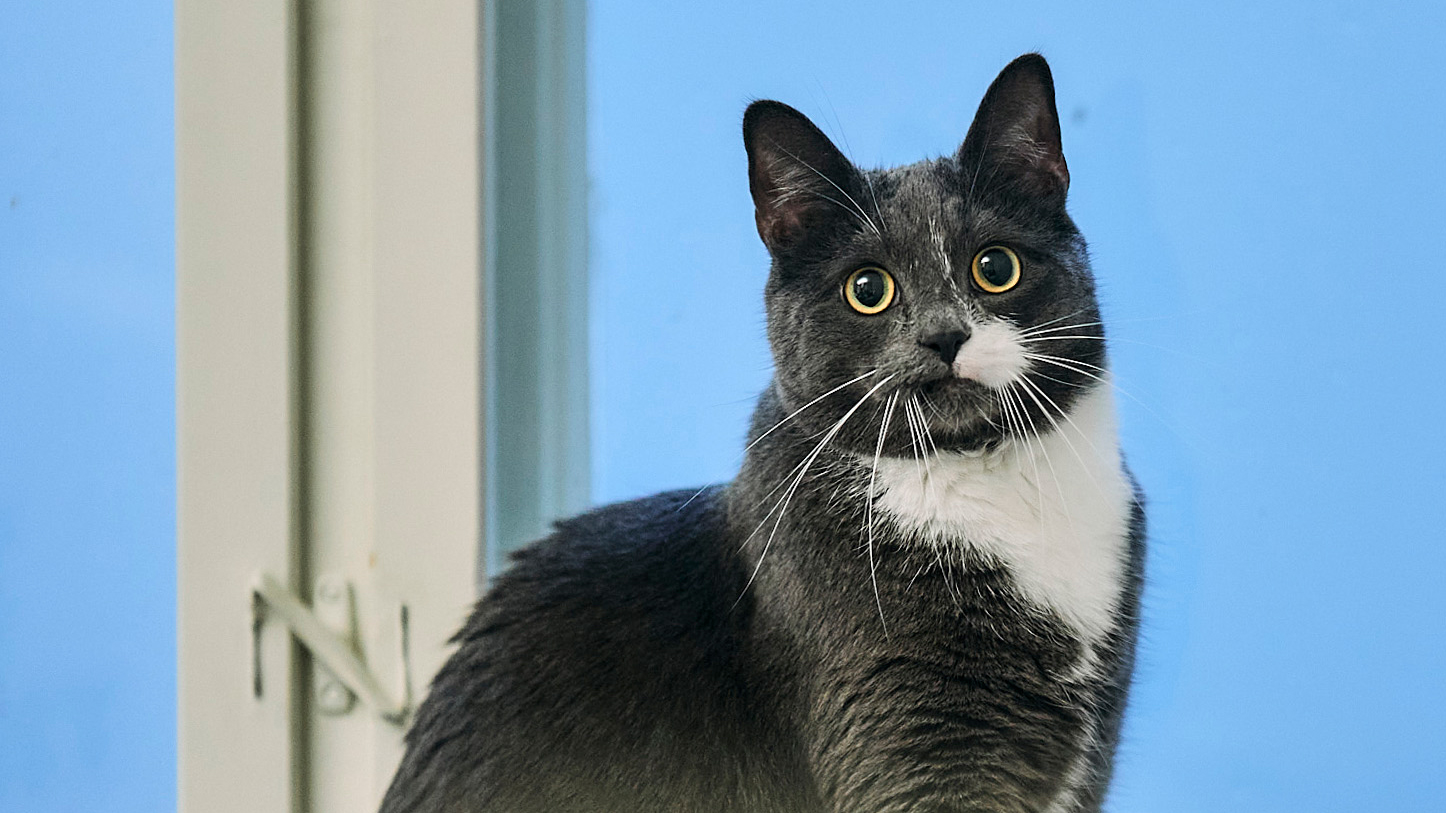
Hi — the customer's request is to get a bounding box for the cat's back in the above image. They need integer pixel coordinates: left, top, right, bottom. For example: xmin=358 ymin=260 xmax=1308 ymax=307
xmin=380 ymin=487 xmax=813 ymax=813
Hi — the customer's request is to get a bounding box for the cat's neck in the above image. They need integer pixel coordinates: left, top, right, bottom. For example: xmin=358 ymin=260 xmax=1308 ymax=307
xmin=868 ymin=383 xmax=1133 ymax=643
xmin=729 ymin=379 xmax=1134 ymax=646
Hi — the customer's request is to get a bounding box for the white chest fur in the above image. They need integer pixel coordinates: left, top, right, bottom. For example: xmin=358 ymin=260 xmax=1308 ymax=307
xmin=871 ymin=384 xmax=1132 ymax=643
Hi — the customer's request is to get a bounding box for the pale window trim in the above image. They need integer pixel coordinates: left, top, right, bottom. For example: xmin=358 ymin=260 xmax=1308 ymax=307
xmin=176 ymin=0 xmax=587 ymax=809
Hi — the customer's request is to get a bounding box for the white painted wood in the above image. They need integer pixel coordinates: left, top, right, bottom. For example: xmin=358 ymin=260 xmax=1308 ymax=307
xmin=179 ymin=1 xmax=494 ymax=810
xmin=298 ymin=1 xmax=488 ymax=810
xmin=177 ymin=2 xmax=304 ymax=811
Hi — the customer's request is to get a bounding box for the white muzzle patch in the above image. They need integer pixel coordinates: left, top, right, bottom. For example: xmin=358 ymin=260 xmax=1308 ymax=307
xmin=952 ymin=319 xmax=1028 ymax=389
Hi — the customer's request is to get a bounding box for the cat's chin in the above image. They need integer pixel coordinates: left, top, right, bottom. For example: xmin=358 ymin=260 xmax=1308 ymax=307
xmin=904 ymin=378 xmax=1010 ymax=453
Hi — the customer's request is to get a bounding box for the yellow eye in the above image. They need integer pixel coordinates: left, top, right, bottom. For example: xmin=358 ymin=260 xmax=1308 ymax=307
xmin=971 ymin=246 xmax=1022 ymax=293
xmin=843 ymin=267 xmax=896 ymax=314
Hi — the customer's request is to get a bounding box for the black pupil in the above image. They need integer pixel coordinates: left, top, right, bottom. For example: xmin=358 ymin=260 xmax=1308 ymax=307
xmin=978 ymin=249 xmax=1016 ymax=287
xmin=852 ymin=271 xmax=886 ymax=307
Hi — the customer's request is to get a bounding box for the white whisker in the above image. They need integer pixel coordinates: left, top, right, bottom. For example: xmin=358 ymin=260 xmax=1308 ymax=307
xmin=685 ymin=369 xmax=879 ymax=514
xmin=1024 ymin=353 xmax=1197 ymax=453
xmin=865 ymin=392 xmax=899 ymax=636
xmin=1001 ymin=383 xmax=1046 ymax=526
xmin=767 ymin=140 xmax=882 ymax=238
xmin=1022 ymin=352 xmax=1110 ymax=375
xmin=1015 ymin=375 xmax=1108 ymax=502
xmin=1011 ymin=378 xmax=1072 ymax=529
xmin=1016 ymin=310 xmax=1091 ymax=337
xmin=737 ymin=374 xmax=898 ymax=603
xmin=745 ymin=369 xmax=879 ymax=455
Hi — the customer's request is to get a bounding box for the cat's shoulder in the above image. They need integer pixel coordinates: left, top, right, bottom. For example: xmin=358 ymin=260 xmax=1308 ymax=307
xmin=383 ymin=486 xmax=757 ymax=812
xmin=479 ymin=485 xmax=736 ymax=621
xmin=444 ymin=484 xmax=747 ymax=690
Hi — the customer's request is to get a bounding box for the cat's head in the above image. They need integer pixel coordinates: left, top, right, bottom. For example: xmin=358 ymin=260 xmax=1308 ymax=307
xmin=743 ymin=54 xmax=1106 ymax=456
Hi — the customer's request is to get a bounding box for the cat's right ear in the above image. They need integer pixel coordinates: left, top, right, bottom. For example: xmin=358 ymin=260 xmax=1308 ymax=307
xmin=957 ymin=54 xmax=1070 ymax=204
xmin=743 ymin=101 xmax=861 ymax=255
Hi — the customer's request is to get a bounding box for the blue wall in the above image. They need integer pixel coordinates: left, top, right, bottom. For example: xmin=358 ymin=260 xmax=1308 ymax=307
xmin=589 ymin=2 xmax=1446 ymax=810
xmin=0 ymin=2 xmax=175 ymax=811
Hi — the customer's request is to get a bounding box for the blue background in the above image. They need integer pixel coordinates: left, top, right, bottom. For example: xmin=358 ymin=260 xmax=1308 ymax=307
xmin=0 ymin=1 xmax=175 ymax=811
xmin=589 ymin=2 xmax=1446 ymax=812
xmin=2 ymin=1 xmax=1444 ymax=811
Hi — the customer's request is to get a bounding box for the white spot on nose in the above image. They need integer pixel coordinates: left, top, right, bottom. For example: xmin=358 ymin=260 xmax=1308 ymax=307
xmin=952 ymin=319 xmax=1027 ymax=388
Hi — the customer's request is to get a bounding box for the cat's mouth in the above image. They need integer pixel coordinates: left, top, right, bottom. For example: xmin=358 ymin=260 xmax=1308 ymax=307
xmin=892 ymin=376 xmax=1010 ymax=451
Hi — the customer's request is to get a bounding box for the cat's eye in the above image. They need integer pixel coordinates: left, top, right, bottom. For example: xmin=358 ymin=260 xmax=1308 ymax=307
xmin=843 ymin=267 xmax=896 ymax=315
xmin=971 ymin=246 xmax=1022 ymax=293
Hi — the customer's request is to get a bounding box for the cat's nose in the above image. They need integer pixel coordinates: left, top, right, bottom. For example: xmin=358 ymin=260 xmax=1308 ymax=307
xmin=919 ymin=329 xmax=970 ymax=365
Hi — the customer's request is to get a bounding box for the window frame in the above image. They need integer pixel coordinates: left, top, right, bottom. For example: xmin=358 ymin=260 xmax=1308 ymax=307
xmin=176 ymin=0 xmax=587 ymax=808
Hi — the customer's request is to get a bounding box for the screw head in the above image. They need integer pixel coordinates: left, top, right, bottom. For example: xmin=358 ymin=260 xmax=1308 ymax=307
xmin=317 ymin=681 xmax=356 ymax=715
xmin=317 ymin=579 xmax=343 ymax=603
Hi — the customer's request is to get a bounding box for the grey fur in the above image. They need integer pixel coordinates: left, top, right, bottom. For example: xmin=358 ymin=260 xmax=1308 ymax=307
xmin=381 ymin=53 xmax=1144 ymax=813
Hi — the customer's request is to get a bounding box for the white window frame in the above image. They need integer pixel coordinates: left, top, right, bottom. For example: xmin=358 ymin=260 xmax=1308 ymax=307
xmin=176 ymin=1 xmax=586 ymax=809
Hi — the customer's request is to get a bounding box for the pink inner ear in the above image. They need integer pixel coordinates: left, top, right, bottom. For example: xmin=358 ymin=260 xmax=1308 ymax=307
xmin=1044 ymin=154 xmax=1070 ymax=193
xmin=756 ymin=205 xmax=806 ymax=250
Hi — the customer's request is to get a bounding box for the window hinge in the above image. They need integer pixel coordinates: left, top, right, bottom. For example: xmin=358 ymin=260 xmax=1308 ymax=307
xmin=251 ymin=572 xmax=412 ymax=727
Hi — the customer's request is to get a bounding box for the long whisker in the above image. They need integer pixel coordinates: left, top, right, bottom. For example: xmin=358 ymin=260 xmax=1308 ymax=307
xmin=1000 ymin=383 xmax=1045 ymax=523
xmin=913 ymin=394 xmax=943 ymax=462
xmin=741 ymin=411 xmax=873 ymax=552
xmin=1020 ymin=374 xmax=1105 ymax=459
xmin=901 ymin=391 xmax=950 ymax=580
xmin=1029 ymin=369 xmax=1091 ymax=390
xmin=1021 ymin=351 xmax=1110 ymax=375
xmin=1023 ymin=353 xmax=1130 ymax=396
xmin=915 ymin=397 xmax=940 ymax=503
xmin=1024 ymin=353 xmax=1200 ymax=454
xmin=781 ymin=187 xmax=877 ymax=234
xmin=991 ymin=383 xmax=1019 ymax=440
xmin=767 ymin=140 xmax=882 ymax=238
xmin=1012 ymin=373 xmax=1081 ymax=526
xmin=1020 ymin=333 xmax=1205 ymax=363
xmin=902 ymin=389 xmax=926 ymax=489
xmin=1014 ymin=374 xmax=1108 ymax=502
xmin=678 ymin=370 xmax=878 ymax=513
xmin=861 ymin=169 xmax=889 ymax=241
xmin=1017 ymin=312 xmax=1184 ymax=340
xmin=1011 ymin=377 xmax=1072 ymax=528
xmin=737 ymin=374 xmax=898 ymax=602
xmin=1027 ymin=312 xmax=1187 ymax=334
xmin=813 ymin=85 xmax=890 ymax=241
xmin=1019 ymin=320 xmax=1102 ymax=336
xmin=1016 ymin=309 xmax=1091 ymax=337
xmin=866 ymin=392 xmax=899 ymax=636
xmin=744 ymin=370 xmax=878 ymax=455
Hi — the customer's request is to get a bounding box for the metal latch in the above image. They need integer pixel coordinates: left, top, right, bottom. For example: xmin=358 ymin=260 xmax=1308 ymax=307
xmin=251 ymin=572 xmax=412 ymax=727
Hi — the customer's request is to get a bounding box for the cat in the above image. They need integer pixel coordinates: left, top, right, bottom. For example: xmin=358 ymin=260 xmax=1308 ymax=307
xmin=380 ymin=53 xmax=1144 ymax=813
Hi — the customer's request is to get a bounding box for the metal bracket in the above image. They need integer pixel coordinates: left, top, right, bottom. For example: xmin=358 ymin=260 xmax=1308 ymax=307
xmin=312 ymin=574 xmax=359 ymax=716
xmin=251 ymin=572 xmax=412 ymax=727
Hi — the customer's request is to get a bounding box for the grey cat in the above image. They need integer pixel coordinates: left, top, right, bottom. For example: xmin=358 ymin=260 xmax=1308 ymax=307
xmin=381 ymin=53 xmax=1145 ymax=813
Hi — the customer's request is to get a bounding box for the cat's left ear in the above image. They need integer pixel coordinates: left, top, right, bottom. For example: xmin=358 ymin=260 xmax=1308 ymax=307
xmin=744 ymin=100 xmax=863 ymax=255
xmin=958 ymin=53 xmax=1070 ymax=202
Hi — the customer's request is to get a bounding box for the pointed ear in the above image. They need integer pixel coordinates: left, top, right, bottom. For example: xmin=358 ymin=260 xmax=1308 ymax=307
xmin=743 ymin=100 xmax=862 ymax=254
xmin=958 ymin=54 xmax=1070 ymax=202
